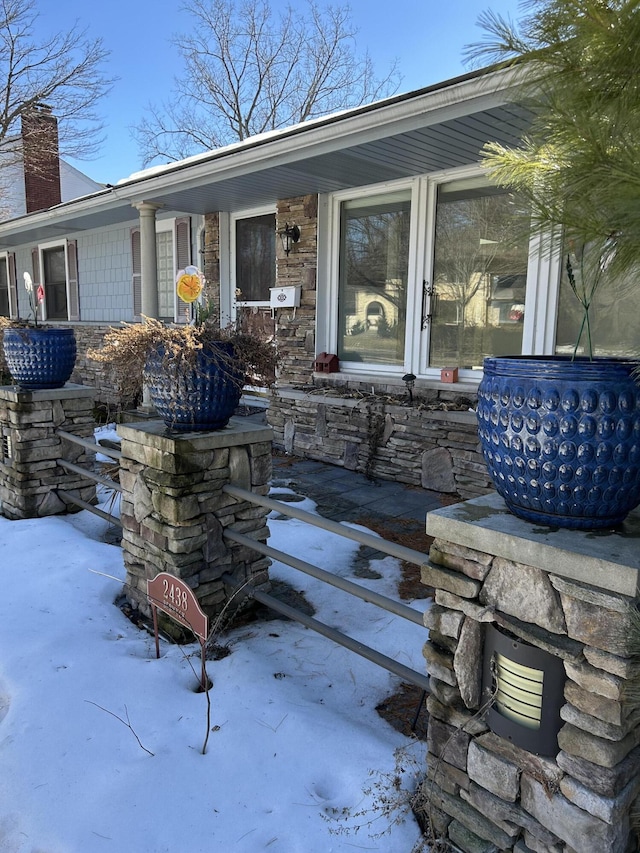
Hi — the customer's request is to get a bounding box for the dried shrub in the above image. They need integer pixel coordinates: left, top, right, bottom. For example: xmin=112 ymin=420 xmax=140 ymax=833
xmin=87 ymin=315 xmax=278 ymax=402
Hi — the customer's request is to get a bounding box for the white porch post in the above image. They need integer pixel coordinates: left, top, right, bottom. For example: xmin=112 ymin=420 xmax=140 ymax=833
xmin=133 ymin=201 xmax=162 ymax=319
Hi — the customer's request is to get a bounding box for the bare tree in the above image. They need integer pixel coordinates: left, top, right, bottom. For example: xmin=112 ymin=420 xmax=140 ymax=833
xmin=134 ymin=0 xmax=401 ymax=165
xmin=0 ymin=0 xmax=113 ymax=171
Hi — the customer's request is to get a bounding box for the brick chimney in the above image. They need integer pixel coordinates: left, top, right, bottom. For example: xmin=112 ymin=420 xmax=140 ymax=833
xmin=21 ymin=104 xmax=62 ymax=213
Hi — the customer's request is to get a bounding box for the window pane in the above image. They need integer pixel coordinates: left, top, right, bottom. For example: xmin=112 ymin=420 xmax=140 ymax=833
xmin=555 ymin=255 xmax=640 ymax=358
xmin=236 ymin=214 xmax=275 ymax=302
xmin=338 ymin=192 xmax=410 ymax=366
xmin=0 ymin=257 xmax=8 ymax=317
xmin=156 ymin=231 xmax=174 ymax=321
xmin=43 ymin=247 xmax=67 ymax=320
xmin=430 ymin=181 xmax=530 ymax=370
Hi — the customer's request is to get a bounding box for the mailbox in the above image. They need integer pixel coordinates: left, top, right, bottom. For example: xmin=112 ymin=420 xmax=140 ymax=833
xmin=269 ymin=285 xmax=301 ymax=308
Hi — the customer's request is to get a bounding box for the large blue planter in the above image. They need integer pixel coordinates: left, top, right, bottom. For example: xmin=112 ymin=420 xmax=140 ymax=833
xmin=2 ymin=327 xmax=77 ymax=390
xmin=477 ymin=356 xmax=640 ymax=530
xmin=144 ymin=341 xmax=244 ymax=432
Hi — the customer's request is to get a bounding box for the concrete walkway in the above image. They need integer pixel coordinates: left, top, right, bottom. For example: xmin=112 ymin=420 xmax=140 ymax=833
xmin=271 ymin=453 xmax=448 ymax=526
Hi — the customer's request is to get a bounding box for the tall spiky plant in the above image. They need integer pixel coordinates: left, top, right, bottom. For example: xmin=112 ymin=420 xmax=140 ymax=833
xmin=467 ymin=0 xmax=640 ymax=358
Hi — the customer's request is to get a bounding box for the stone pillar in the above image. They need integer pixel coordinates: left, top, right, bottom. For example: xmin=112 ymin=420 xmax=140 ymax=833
xmin=0 ymin=384 xmax=97 ymax=519
xmin=133 ymin=201 xmax=162 ymax=319
xmin=420 ymin=492 xmax=640 ymax=853
xmin=118 ymin=418 xmax=273 ymax=617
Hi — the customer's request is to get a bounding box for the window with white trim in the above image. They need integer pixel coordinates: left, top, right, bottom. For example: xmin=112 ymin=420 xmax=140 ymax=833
xmin=232 ymin=209 xmax=276 ymax=305
xmin=33 ymin=240 xmax=80 ymax=322
xmin=325 ymin=169 xmax=559 ymax=381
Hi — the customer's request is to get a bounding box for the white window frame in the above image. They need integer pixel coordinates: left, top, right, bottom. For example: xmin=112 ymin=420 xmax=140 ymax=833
xmin=230 ymin=204 xmax=276 ymax=311
xmin=320 ymin=166 xmax=563 ymax=383
xmin=38 ymin=239 xmax=71 ymax=322
xmin=155 ymin=216 xmax=175 ymax=322
xmin=325 ymin=177 xmax=420 ymax=378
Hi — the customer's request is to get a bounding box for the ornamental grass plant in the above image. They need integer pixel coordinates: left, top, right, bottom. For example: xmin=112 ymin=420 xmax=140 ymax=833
xmin=468 ymin=0 xmax=640 ymax=359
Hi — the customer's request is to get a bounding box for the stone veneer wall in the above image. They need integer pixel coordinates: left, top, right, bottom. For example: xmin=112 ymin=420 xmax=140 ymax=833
xmin=0 ymin=384 xmax=97 ymax=518
xmin=118 ymin=418 xmax=273 ymax=617
xmin=274 ymin=195 xmax=318 ymax=386
xmin=202 ymin=212 xmax=222 ymax=318
xmin=420 ymin=493 xmax=640 ymax=853
xmin=268 ymin=387 xmax=492 ymax=499
xmin=69 ymin=324 xmax=124 ymax=411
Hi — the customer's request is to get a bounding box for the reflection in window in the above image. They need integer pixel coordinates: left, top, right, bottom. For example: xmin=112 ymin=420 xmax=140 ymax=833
xmin=429 ymin=181 xmax=530 ymax=370
xmin=338 ymin=192 xmax=410 ymax=366
xmin=236 ymin=214 xmax=276 ymax=302
xmin=555 ymin=252 xmax=640 ymax=358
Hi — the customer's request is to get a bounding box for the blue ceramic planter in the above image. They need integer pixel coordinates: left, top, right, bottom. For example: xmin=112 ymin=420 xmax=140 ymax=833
xmin=144 ymin=341 xmax=244 ymax=431
xmin=2 ymin=327 xmax=77 ymax=390
xmin=477 ymin=356 xmax=640 ymax=530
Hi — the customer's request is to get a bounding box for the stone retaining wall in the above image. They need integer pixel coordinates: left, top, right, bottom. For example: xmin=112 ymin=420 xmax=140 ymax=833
xmin=420 ymin=493 xmax=640 ymax=853
xmin=268 ymin=387 xmax=492 ymax=499
xmin=118 ymin=418 xmax=273 ymax=617
xmin=0 ymin=384 xmax=97 ymax=519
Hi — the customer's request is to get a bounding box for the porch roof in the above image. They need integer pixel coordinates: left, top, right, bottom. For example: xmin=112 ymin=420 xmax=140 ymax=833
xmin=0 ymin=65 xmax=530 ymax=248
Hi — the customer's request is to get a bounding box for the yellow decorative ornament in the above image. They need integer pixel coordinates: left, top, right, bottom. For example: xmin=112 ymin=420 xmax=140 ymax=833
xmin=176 ymin=265 xmax=204 ymax=303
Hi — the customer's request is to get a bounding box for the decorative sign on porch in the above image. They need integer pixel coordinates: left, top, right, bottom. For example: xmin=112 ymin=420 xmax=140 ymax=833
xmin=147 ymin=572 xmax=209 ymax=690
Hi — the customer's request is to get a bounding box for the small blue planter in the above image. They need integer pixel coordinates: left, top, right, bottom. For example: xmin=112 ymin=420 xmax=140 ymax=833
xmin=477 ymin=356 xmax=640 ymax=530
xmin=144 ymin=341 xmax=244 ymax=432
xmin=2 ymin=327 xmax=77 ymax=390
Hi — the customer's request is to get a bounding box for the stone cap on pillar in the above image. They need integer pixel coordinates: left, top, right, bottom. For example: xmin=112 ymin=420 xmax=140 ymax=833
xmin=426 ymin=492 xmax=640 ymax=598
xmin=0 ymin=383 xmax=96 ymax=402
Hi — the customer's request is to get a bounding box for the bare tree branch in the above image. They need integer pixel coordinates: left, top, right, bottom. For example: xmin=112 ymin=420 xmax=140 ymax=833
xmin=0 ymin=0 xmax=114 ymax=171
xmin=134 ymin=0 xmax=401 ymax=166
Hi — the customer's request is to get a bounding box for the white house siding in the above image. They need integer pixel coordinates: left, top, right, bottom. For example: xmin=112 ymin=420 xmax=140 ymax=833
xmin=74 ymin=222 xmax=135 ymax=323
xmin=10 ymin=221 xmax=134 ymax=324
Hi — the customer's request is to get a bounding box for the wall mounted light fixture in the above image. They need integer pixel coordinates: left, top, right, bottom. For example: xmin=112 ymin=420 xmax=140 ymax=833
xmin=278 ymin=222 xmax=300 ymax=256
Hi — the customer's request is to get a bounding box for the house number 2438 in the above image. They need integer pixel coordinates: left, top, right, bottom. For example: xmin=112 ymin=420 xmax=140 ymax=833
xmin=163 ymin=578 xmax=189 ymax=612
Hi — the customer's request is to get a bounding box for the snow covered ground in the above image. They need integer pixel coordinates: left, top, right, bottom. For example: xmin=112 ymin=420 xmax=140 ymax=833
xmin=0 ymin=429 xmax=430 ymax=852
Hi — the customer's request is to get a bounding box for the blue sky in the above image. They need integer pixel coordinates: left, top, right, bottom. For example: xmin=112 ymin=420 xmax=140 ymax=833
xmin=40 ymin=0 xmax=523 ymax=184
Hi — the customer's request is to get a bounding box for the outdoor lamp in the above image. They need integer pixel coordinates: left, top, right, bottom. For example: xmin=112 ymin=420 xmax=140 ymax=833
xmin=278 ymin=222 xmax=300 ymax=256
xmin=402 ymin=373 xmax=416 ymax=402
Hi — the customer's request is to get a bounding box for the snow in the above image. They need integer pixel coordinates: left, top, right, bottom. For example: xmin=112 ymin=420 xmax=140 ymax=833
xmin=0 ymin=428 xmax=430 ymax=852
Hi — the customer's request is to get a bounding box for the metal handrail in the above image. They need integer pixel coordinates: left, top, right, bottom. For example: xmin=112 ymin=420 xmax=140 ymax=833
xmin=224 ymin=527 xmax=424 ymax=626
xmin=57 ymin=489 xmax=122 ymax=527
xmin=222 ymin=483 xmax=427 ymax=566
xmin=221 ymin=482 xmax=431 ymax=700
xmin=57 ymin=429 xmax=122 ymax=461
xmin=57 ymin=458 xmax=122 ymax=493
xmin=248 ymin=586 xmax=431 ymax=693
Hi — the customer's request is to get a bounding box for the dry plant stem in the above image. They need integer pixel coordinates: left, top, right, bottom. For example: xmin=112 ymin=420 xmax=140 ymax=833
xmin=85 ymin=700 xmax=154 ymax=756
xmin=200 ymin=573 xmax=267 ymax=755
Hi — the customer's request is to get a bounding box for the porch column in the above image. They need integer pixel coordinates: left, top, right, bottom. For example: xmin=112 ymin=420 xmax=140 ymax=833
xmin=133 ymin=201 xmax=162 ymax=319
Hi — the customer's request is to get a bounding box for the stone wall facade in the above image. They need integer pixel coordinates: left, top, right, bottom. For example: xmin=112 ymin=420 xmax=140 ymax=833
xmin=274 ymin=195 xmax=318 ymax=386
xmin=420 ymin=493 xmax=640 ymax=853
xmin=69 ymin=324 xmax=124 ymax=412
xmin=0 ymin=384 xmax=97 ymax=518
xmin=268 ymin=387 xmax=492 ymax=499
xmin=118 ymin=418 xmax=273 ymax=618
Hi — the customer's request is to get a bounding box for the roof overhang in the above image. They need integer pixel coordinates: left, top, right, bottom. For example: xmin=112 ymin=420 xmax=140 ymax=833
xmin=0 ymin=65 xmax=530 ymax=248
